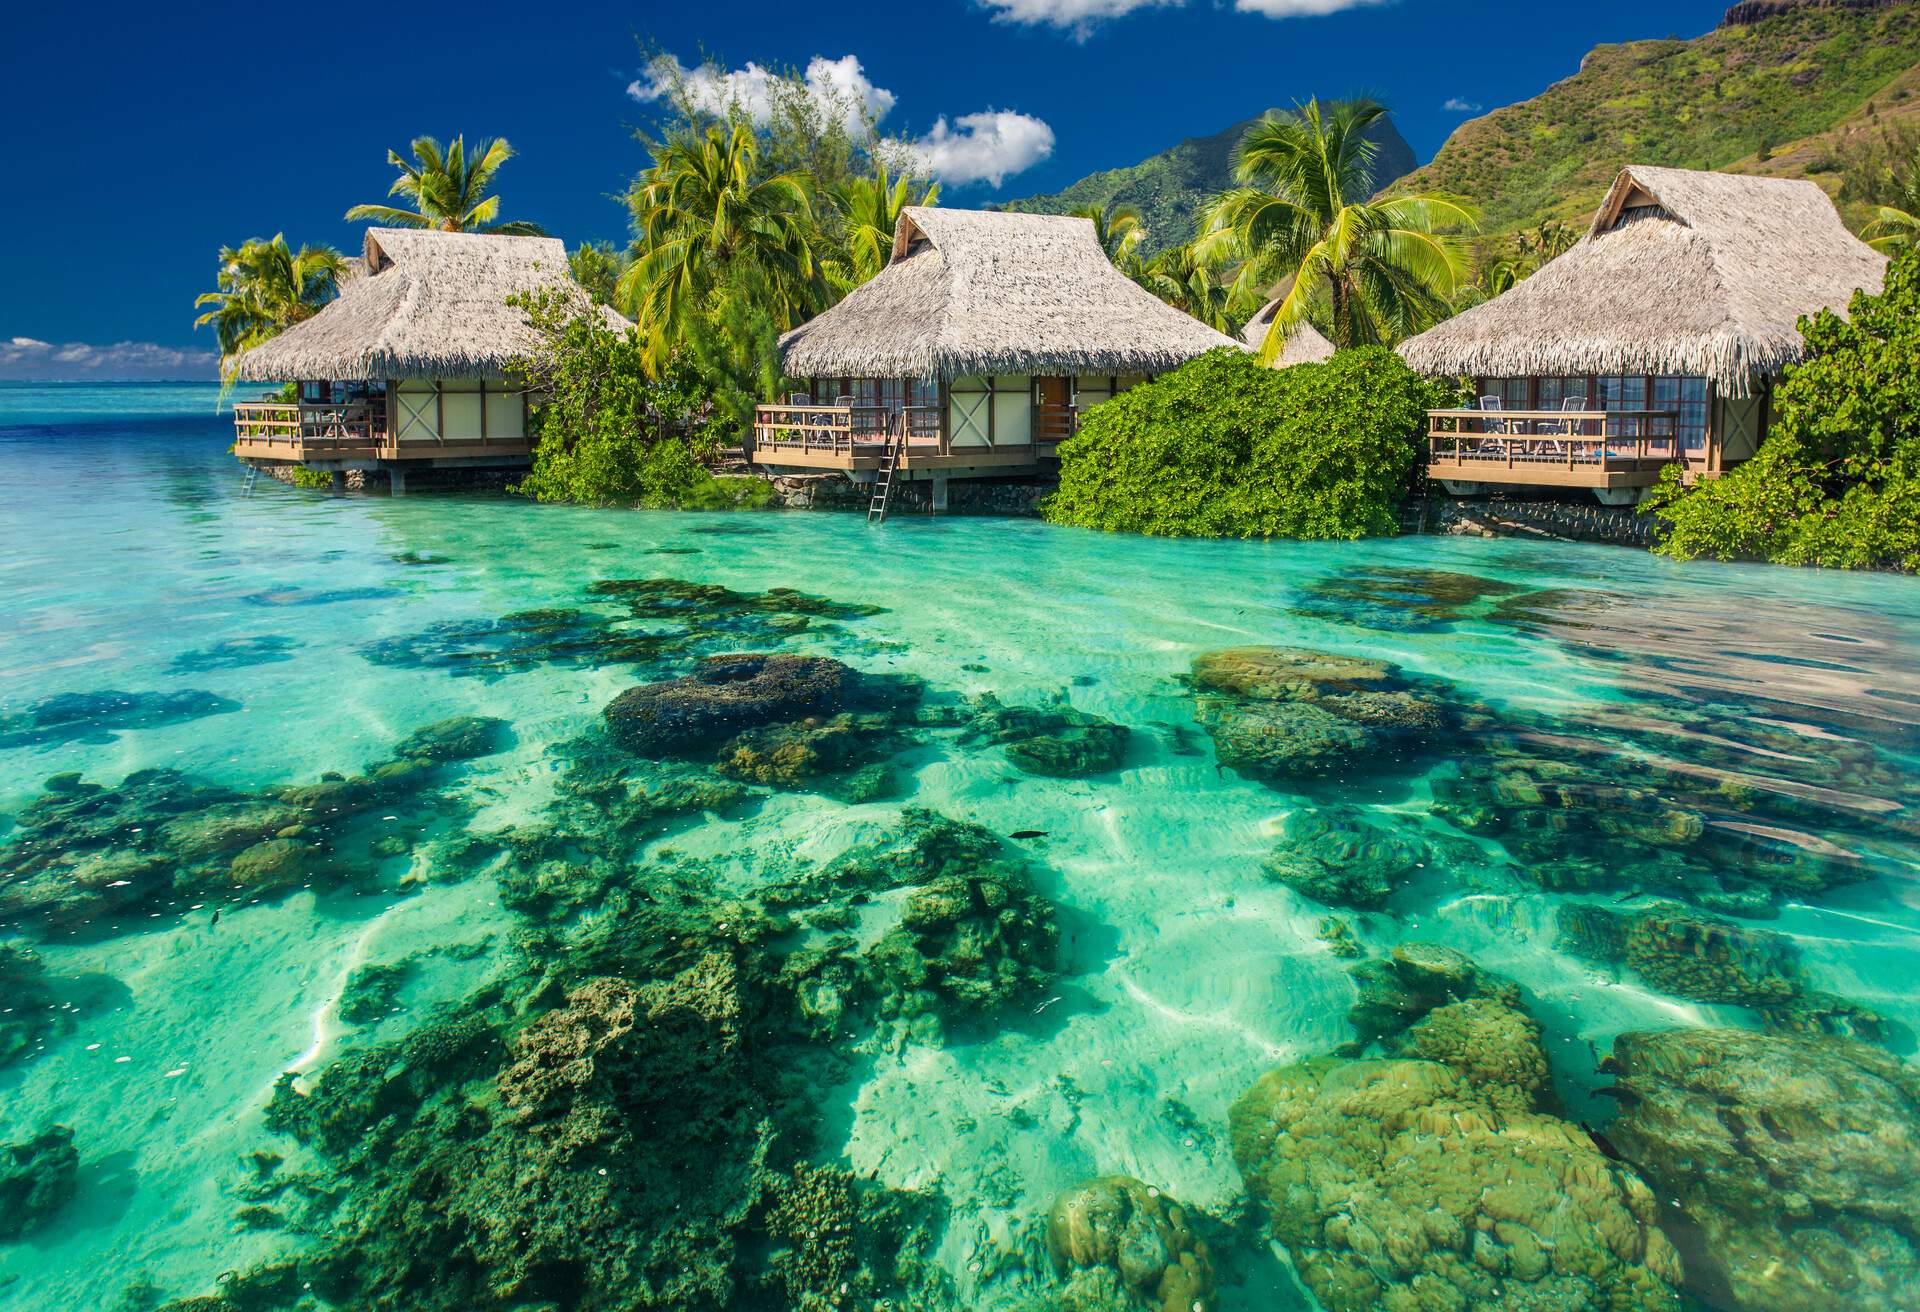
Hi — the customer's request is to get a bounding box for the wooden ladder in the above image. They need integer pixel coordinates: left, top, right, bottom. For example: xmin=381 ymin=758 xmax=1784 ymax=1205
xmin=867 ymin=422 xmax=905 ymax=525
xmin=240 ymin=464 xmax=261 ymax=497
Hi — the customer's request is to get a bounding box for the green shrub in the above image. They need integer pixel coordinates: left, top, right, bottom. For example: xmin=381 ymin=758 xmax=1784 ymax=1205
xmin=507 ymin=291 xmax=723 ymax=508
xmin=1648 ymin=248 xmax=1920 ymax=571
xmin=1042 ymin=347 xmax=1443 ymax=539
xmin=288 ymin=465 xmax=334 ymax=490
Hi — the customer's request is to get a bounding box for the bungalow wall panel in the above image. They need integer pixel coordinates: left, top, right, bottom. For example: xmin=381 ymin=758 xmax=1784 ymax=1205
xmin=1717 ymin=392 xmax=1765 ymax=464
xmin=948 ymin=377 xmax=993 ymax=448
xmin=485 ymin=386 xmax=525 ymax=441
xmin=395 ymin=381 xmax=439 ymax=443
xmin=439 ymin=380 xmax=484 ymax=444
xmin=993 ymin=376 xmax=1031 ymax=446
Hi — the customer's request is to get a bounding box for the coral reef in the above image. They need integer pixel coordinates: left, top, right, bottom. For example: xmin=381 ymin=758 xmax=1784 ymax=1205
xmin=1291 ymin=567 xmax=1527 ymax=633
xmin=1316 ymin=917 xmax=1364 ymax=959
xmin=1189 ymin=647 xmax=1451 ymax=783
xmin=1230 ymin=1054 xmax=1684 ymax=1312
xmin=1344 ymin=942 xmax=1522 ymax=1050
xmin=0 ymin=1125 xmax=79 ymax=1240
xmin=360 ymin=607 xmax=674 ymax=679
xmin=1262 ymin=807 xmax=1426 ymax=909
xmin=0 ymin=688 xmax=239 ymax=750
xmin=1044 ymin=1176 xmax=1214 ymax=1312
xmin=1558 ymin=902 xmax=1894 ymax=1043
xmin=337 ymin=960 xmax=413 ymax=1025
xmin=0 ymin=716 xmax=510 ymax=933
xmin=959 ymin=694 xmax=1130 ymax=778
xmin=0 ymin=942 xmax=70 ymax=1067
xmin=167 ymin=635 xmax=302 ymax=673
xmin=716 ymin=713 xmax=900 ymax=801
xmin=1607 ymin=1027 xmax=1920 ymax=1312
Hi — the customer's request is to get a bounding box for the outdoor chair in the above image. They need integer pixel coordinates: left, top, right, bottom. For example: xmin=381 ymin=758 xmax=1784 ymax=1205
xmin=1535 ymin=396 xmax=1589 ymax=460
xmin=1471 ymin=396 xmax=1512 ymax=456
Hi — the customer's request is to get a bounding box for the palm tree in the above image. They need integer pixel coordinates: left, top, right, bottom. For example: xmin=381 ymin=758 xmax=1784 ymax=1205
xmin=618 ymin=123 xmax=823 ymax=371
xmin=1137 ymin=242 xmax=1232 ymax=332
xmin=1200 ymin=98 xmax=1478 ymax=359
xmin=194 ymin=234 xmax=347 ymax=380
xmin=345 ymin=135 xmax=546 ymax=235
xmin=1864 ymin=148 xmax=1920 ymax=253
xmin=832 ymin=159 xmax=939 ymax=284
xmin=1072 ymin=202 xmax=1147 ymax=269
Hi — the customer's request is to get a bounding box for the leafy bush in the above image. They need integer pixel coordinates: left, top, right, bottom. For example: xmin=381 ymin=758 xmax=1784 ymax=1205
xmin=1042 ymin=347 xmax=1443 ymax=539
xmin=1648 ymin=248 xmax=1920 ymax=571
xmin=507 ymin=291 xmax=724 ymax=508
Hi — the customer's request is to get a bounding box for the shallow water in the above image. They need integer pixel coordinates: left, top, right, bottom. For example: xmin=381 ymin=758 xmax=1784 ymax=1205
xmin=3 ymin=383 xmax=1919 ymax=1312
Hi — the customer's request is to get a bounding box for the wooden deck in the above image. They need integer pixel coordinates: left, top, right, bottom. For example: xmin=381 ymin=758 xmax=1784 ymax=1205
xmin=750 ymin=402 xmax=1074 ymax=475
xmin=1426 ymin=408 xmax=1686 ymax=490
xmin=231 ymin=401 xmax=531 ymax=466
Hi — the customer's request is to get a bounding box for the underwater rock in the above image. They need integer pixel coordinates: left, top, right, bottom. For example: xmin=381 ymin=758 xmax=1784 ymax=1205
xmin=1607 ymin=1028 xmax=1920 ymax=1312
xmin=0 ymin=688 xmax=240 ymax=750
xmin=0 ymin=1124 xmax=79 ymax=1240
xmin=605 ymin=653 xmax=856 ymax=755
xmin=0 ymin=717 xmax=506 ymax=933
xmin=338 ymin=960 xmax=412 ymax=1025
xmin=1345 ymin=941 xmax=1522 ymax=1050
xmin=391 ymin=715 xmax=511 ymax=764
xmin=760 ymin=1163 xmax=956 ymax=1310
xmin=1291 ymin=567 xmax=1526 ymax=633
xmin=959 ymin=694 xmax=1130 ymax=778
xmin=1230 ymin=1057 xmax=1684 ymax=1312
xmin=1262 ymin=807 xmax=1426 ymax=909
xmin=1558 ymin=902 xmax=1896 ymax=1045
xmin=167 ymin=635 xmax=302 ymax=673
xmin=1044 ymin=1176 xmax=1215 ymax=1312
xmin=0 ymin=943 xmax=69 ymax=1068
xmin=587 ymin=576 xmax=882 ymax=623
xmin=360 ymin=607 xmax=674 ymax=679
xmin=1190 ymin=647 xmax=1452 ymax=783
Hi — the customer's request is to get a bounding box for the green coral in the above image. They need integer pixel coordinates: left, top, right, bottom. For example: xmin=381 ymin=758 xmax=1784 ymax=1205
xmin=0 ymin=942 xmax=69 ymax=1067
xmin=1607 ymin=1028 xmax=1920 ymax=1312
xmin=1262 ymin=807 xmax=1426 ymax=909
xmin=1043 ymin=1176 xmax=1215 ymax=1312
xmin=960 ymin=694 xmax=1130 ymax=778
xmin=1345 ymin=942 xmax=1522 ymax=1050
xmin=1230 ymin=1057 xmax=1684 ymax=1312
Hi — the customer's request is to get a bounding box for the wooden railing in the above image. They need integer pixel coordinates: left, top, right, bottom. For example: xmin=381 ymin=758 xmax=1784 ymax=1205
xmin=233 ymin=400 xmax=387 ymax=455
xmin=1033 ymin=403 xmax=1080 ymax=444
xmin=1427 ymin=408 xmax=1683 ymax=472
xmin=752 ymin=403 xmax=897 ymax=454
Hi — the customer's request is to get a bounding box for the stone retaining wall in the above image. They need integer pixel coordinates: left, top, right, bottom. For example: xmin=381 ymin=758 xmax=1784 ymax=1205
xmin=766 ymin=473 xmax=1052 ymax=516
xmin=1420 ymin=495 xmax=1664 ymax=547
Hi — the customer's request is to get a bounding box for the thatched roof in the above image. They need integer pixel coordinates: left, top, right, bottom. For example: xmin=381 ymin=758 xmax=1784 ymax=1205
xmin=231 ymin=229 xmax=627 ymax=382
xmin=1397 ymin=166 xmax=1886 ymax=396
xmin=1240 ymin=297 xmax=1337 ymax=366
xmin=779 ymin=207 xmax=1242 ymax=380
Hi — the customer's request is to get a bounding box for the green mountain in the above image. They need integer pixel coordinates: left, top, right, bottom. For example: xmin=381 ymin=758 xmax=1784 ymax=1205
xmin=1395 ymin=0 xmax=1920 ymax=238
xmin=1005 ymin=111 xmax=1418 ymax=255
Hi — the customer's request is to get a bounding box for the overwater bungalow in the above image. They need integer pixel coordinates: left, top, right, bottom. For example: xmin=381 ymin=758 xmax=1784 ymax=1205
xmin=1399 ymin=165 xmax=1887 ymax=505
xmin=227 ymin=229 xmax=623 ymax=491
xmin=754 ymin=207 xmax=1242 ymax=507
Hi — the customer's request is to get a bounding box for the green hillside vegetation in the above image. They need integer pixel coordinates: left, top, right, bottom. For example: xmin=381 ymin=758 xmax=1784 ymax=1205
xmin=1007 ymin=111 xmax=1416 ymax=255
xmin=1397 ymin=0 xmax=1920 ymax=239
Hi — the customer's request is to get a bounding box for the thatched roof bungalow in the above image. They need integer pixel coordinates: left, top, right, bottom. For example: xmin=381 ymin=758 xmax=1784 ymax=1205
xmin=229 ymin=229 xmax=624 ymax=483
xmin=755 ymin=207 xmax=1241 ymax=491
xmin=1401 ymin=165 xmax=1886 ymax=504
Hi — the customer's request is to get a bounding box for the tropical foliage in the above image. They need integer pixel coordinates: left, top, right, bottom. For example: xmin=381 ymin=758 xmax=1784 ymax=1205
xmin=345 ymin=135 xmax=546 ymax=235
xmin=1072 ymin=201 xmax=1148 ymax=269
xmin=1647 ymin=248 xmax=1920 ymax=571
xmin=567 ymin=241 xmax=631 ymax=307
xmin=1200 ymin=99 xmax=1477 ymax=358
xmin=1136 ymin=242 xmax=1233 ymax=333
xmin=1862 ymin=139 xmax=1920 ymax=255
xmin=1042 ymin=348 xmax=1446 ymax=539
xmin=193 ymin=234 xmax=348 ymax=379
xmin=832 ymin=160 xmax=939 ymax=284
xmin=507 ymin=291 xmax=767 ymax=509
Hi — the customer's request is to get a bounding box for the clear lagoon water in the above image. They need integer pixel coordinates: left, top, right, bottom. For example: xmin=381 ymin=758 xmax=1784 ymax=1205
xmin=3 ymin=382 xmax=1919 ymax=1312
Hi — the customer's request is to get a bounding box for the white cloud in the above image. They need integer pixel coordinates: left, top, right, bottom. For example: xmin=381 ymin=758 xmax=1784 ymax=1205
xmin=633 ymin=51 xmax=1055 ymax=189
xmin=906 ymin=111 xmax=1056 ymax=188
xmin=0 ymin=337 xmax=218 ymax=381
xmin=981 ymin=0 xmax=1384 ymax=33
xmin=628 ymin=54 xmax=897 ymax=136
xmin=1443 ymin=97 xmax=1484 ymax=113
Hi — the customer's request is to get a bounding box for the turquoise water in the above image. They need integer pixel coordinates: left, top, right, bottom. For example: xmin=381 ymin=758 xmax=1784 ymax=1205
xmin=3 ymin=383 xmax=1919 ymax=1312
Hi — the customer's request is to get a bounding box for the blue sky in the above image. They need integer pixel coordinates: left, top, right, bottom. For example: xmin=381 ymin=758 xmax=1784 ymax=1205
xmin=0 ymin=0 xmax=1731 ymax=376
